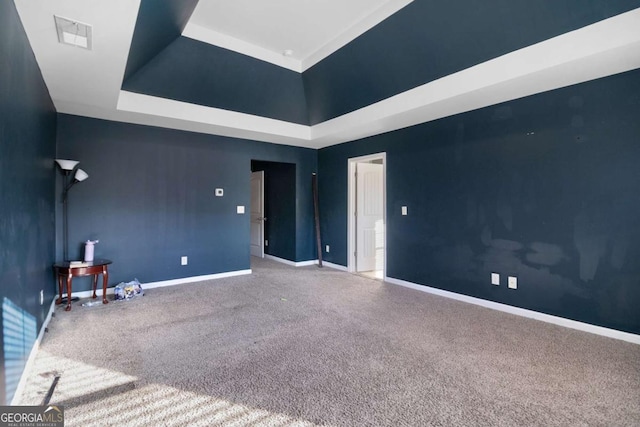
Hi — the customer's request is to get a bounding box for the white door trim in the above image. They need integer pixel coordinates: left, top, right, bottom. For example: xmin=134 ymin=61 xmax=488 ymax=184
xmin=250 ymin=170 xmax=265 ymax=258
xmin=348 ymin=152 xmax=386 ymax=276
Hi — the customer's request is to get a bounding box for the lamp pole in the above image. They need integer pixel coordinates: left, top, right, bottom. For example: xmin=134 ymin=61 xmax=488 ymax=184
xmin=63 ymin=182 xmax=69 ymax=261
xmin=55 ymin=159 xmax=88 ymax=261
xmin=62 ymin=178 xmax=72 ymax=261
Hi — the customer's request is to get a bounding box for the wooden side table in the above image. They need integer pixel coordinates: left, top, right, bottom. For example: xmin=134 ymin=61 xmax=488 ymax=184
xmin=53 ymin=259 xmax=112 ymax=311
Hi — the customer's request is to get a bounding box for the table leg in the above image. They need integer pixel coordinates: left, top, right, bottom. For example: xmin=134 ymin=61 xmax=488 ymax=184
xmin=56 ymin=274 xmax=63 ymax=305
xmin=92 ymin=274 xmax=98 ymax=299
xmin=102 ymin=266 xmax=109 ymax=305
xmin=65 ymin=274 xmax=72 ymax=311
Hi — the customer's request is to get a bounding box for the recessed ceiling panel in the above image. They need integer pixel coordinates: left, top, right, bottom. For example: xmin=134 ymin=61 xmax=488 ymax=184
xmin=14 ymin=0 xmax=640 ymax=150
xmin=188 ymin=0 xmax=405 ymax=63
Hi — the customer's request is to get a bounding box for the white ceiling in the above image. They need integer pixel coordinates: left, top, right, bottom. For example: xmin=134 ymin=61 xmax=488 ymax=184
xmin=13 ymin=1 xmax=640 ymax=150
xmin=186 ymin=0 xmax=412 ymax=71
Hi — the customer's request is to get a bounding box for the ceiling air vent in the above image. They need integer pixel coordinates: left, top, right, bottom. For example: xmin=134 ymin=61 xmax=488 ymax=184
xmin=54 ymin=15 xmax=92 ymax=50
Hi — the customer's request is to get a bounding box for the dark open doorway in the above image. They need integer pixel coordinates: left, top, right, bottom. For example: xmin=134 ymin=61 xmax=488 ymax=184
xmin=251 ymin=160 xmax=297 ymax=262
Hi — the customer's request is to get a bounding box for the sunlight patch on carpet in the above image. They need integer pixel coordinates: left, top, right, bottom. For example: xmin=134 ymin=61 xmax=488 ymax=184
xmin=17 ymin=350 xmax=321 ymax=426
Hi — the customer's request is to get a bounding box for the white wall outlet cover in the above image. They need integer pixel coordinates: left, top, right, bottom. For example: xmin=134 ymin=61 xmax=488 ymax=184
xmin=508 ymin=276 xmax=518 ymax=289
xmin=491 ymin=273 xmax=500 ymax=285
xmin=401 ymin=206 xmax=408 ymax=215
xmin=237 ymin=206 xmax=245 ymax=214
xmin=215 ymin=188 xmax=224 ymax=196
xmin=265 ymin=240 xmax=268 ymax=246
xmin=325 ymin=245 xmax=330 ymax=252
xmin=181 ymin=256 xmax=188 ymax=265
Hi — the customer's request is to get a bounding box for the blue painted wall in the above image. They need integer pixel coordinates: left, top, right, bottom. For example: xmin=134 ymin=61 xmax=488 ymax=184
xmin=0 ymin=1 xmax=57 ymax=404
xmin=123 ymin=37 xmax=310 ymax=125
xmin=303 ymin=0 xmax=640 ymax=124
xmin=252 ymin=161 xmax=297 ymax=262
xmin=56 ymin=115 xmax=317 ymax=291
xmin=123 ymin=0 xmax=199 ymax=82
xmin=318 ymin=69 xmax=640 ymax=335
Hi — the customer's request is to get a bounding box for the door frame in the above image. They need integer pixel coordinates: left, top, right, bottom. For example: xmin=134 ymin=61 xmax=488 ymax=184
xmin=250 ymin=170 xmax=265 ymax=258
xmin=347 ymin=152 xmax=386 ymax=276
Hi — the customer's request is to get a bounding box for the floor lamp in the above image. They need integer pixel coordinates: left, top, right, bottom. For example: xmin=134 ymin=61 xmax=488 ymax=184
xmin=55 ymin=159 xmax=89 ymax=261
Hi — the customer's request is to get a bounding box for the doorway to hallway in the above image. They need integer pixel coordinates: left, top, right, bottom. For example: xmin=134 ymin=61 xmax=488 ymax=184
xmin=348 ymin=153 xmax=386 ymax=279
xmin=250 ymin=160 xmax=297 ymax=263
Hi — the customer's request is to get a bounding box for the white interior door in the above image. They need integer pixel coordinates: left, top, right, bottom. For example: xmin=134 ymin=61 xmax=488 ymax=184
xmin=250 ymin=171 xmax=265 ymax=257
xmin=356 ymin=163 xmax=384 ymax=272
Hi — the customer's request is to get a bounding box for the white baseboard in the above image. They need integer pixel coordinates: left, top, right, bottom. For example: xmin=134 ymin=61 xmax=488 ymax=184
xmin=64 ymin=288 xmax=116 ymax=299
xmin=321 ymin=261 xmax=348 ymax=271
xmin=61 ymin=269 xmax=253 ymax=299
xmin=142 ymin=269 xmax=252 ymax=290
xmin=264 ymin=255 xmax=348 ymax=271
xmin=264 ymin=254 xmax=304 ymax=267
xmin=385 ymin=276 xmax=640 ymax=345
xmin=11 ymin=298 xmax=56 ymax=405
xmin=264 ymin=254 xmax=316 ymax=267
xmin=295 ymin=260 xmax=318 ymax=267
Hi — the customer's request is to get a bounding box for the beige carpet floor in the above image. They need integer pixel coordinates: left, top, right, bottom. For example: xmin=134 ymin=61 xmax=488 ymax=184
xmin=17 ymin=257 xmax=640 ymax=426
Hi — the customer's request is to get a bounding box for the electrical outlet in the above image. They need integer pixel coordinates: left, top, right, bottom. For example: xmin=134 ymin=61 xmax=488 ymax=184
xmin=508 ymin=276 xmax=517 ymax=289
xmin=491 ymin=273 xmax=500 ymax=286
xmin=40 ymin=290 xmax=44 ymax=305
xmin=237 ymin=206 xmax=245 ymax=214
xmin=326 ymin=245 xmax=330 ymax=253
xmin=265 ymin=240 xmax=268 ymax=247
xmin=215 ymin=188 xmax=224 ymax=197
xmin=181 ymin=256 xmax=188 ymax=266
xmin=401 ymin=206 xmax=408 ymax=216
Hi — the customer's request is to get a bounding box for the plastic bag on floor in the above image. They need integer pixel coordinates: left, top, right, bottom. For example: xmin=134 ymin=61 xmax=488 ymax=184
xmin=114 ymin=278 xmax=144 ymax=301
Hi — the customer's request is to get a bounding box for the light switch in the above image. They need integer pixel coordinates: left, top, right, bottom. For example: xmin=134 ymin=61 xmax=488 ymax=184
xmin=237 ymin=206 xmax=245 ymax=214
xmin=215 ymin=188 xmax=224 ymax=197
xmin=508 ymin=276 xmax=517 ymax=289
xmin=401 ymin=206 xmax=408 ymax=216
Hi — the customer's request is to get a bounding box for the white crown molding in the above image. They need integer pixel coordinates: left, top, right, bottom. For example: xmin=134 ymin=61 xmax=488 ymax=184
xmin=300 ymin=0 xmax=413 ymax=71
xmin=183 ymin=23 xmax=303 ymax=73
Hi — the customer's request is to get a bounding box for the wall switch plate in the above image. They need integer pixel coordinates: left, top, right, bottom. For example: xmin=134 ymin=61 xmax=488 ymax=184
xmin=265 ymin=240 xmax=268 ymax=246
xmin=325 ymin=245 xmax=330 ymax=252
xmin=237 ymin=206 xmax=245 ymax=214
xmin=508 ymin=276 xmax=517 ymax=289
xmin=181 ymin=256 xmax=188 ymax=266
xmin=215 ymin=188 xmax=223 ymax=197
xmin=401 ymin=206 xmax=408 ymax=216
xmin=491 ymin=273 xmax=500 ymax=286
